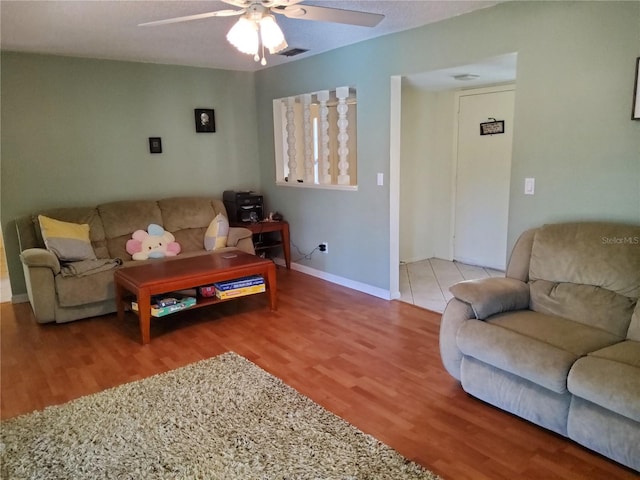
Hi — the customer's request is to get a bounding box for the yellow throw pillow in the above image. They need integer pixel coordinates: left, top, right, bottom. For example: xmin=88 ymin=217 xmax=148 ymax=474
xmin=38 ymin=215 xmax=97 ymax=262
xmin=204 ymin=213 xmax=229 ymax=251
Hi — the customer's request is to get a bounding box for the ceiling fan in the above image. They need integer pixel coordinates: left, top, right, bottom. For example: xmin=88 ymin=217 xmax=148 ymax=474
xmin=139 ymin=0 xmax=385 ymax=65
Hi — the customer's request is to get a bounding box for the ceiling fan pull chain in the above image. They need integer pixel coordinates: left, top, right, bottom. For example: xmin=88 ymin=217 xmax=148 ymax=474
xmin=260 ymin=43 xmax=267 ymax=65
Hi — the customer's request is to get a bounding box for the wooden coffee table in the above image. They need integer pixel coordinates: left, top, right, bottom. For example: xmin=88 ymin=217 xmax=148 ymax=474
xmin=114 ymin=251 xmax=276 ymax=344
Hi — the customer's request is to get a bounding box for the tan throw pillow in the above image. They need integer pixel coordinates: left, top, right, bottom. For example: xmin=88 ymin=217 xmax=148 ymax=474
xmin=204 ymin=214 xmax=229 ymax=251
xmin=38 ymin=215 xmax=97 ymax=262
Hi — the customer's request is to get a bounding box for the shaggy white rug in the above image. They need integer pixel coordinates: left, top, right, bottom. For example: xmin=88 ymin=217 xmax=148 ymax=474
xmin=1 ymin=352 xmax=441 ymax=479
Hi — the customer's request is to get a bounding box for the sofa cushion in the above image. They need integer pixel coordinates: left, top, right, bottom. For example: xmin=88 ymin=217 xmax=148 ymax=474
xmin=457 ymin=310 xmax=621 ymax=394
xmin=530 ymin=280 xmax=636 ymax=338
xmin=530 ymin=222 xmax=640 ymax=298
xmin=38 ymin=215 xmax=97 ymax=262
xmin=98 ymin=200 xmax=163 ymax=259
xmin=32 ymin=207 xmax=108 ymax=259
xmin=158 ymin=197 xmax=227 ymax=253
xmin=529 ymin=222 xmax=640 ymax=335
xmin=158 ymin=197 xmax=220 ymax=231
xmin=567 ymin=340 xmax=640 ymax=422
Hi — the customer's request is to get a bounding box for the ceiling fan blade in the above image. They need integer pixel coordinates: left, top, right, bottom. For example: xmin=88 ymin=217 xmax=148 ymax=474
xmin=264 ymin=0 xmax=304 ymax=7
xmin=277 ymin=4 xmax=384 ymax=27
xmin=138 ymin=9 xmax=243 ymax=27
xmin=220 ymin=0 xmax=252 ymax=7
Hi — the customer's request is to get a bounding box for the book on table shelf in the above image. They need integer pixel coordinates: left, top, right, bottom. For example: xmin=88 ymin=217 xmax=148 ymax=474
xmin=199 ymin=275 xmax=265 ymax=298
xmin=131 ymin=296 xmax=197 ymax=317
xmin=130 ymin=276 xmax=266 ymax=313
xmin=215 ymin=283 xmax=266 ymax=300
xmin=215 ymin=275 xmax=264 ymax=290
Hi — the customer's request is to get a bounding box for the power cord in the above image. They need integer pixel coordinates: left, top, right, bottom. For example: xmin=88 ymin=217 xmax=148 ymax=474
xmin=290 ymin=239 xmax=321 ymax=262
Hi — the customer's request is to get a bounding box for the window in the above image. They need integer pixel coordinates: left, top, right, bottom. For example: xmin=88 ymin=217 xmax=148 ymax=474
xmin=273 ymin=87 xmax=357 ymax=190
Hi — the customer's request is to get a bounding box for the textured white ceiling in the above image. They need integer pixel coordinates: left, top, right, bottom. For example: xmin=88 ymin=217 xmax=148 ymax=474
xmin=405 ymin=52 xmax=517 ymax=91
xmin=0 ymin=0 xmax=501 ymax=71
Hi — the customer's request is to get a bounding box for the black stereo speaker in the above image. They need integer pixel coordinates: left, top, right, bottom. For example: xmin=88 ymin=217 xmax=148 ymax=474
xmin=223 ymin=190 xmax=264 ymax=224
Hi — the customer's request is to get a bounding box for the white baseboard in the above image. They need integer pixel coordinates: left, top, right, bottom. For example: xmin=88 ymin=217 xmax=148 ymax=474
xmin=11 ymin=293 xmax=29 ymax=304
xmin=7 ymin=264 xmax=395 ymax=305
xmin=273 ymin=258 xmax=392 ymax=300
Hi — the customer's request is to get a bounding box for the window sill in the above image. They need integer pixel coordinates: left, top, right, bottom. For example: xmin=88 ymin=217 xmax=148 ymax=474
xmin=276 ymin=182 xmax=358 ymax=192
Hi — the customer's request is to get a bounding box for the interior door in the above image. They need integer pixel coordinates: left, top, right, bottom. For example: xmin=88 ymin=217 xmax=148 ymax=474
xmin=453 ymin=87 xmax=515 ymax=270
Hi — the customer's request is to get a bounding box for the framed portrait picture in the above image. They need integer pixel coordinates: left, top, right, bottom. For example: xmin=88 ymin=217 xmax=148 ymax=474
xmin=148 ymin=137 xmax=162 ymax=154
xmin=195 ymin=108 xmax=216 ymax=132
xmin=633 ymin=57 xmax=640 ymax=120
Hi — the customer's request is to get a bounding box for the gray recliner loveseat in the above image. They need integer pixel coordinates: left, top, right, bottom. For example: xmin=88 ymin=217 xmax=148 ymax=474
xmin=16 ymin=196 xmax=255 ymax=324
xmin=440 ymin=221 xmax=640 ymax=471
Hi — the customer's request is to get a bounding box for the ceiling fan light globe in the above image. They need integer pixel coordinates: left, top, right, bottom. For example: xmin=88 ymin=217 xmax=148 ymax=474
xmin=226 ymin=17 xmax=259 ymax=55
xmin=259 ymin=15 xmax=287 ymax=53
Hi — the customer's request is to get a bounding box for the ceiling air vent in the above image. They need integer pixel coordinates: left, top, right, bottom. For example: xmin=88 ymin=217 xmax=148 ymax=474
xmin=278 ymin=48 xmax=309 ymax=57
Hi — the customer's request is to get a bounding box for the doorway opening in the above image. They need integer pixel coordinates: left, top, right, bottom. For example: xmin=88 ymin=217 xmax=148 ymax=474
xmin=390 ymin=53 xmax=518 ymax=304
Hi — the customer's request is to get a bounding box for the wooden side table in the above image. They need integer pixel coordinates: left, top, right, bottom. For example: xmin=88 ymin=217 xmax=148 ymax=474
xmin=233 ymin=221 xmax=291 ymax=269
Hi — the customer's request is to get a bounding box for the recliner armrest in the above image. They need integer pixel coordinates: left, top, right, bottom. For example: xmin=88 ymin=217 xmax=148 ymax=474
xmin=19 ymin=248 xmax=61 ymax=275
xmin=449 ymin=277 xmax=530 ymax=320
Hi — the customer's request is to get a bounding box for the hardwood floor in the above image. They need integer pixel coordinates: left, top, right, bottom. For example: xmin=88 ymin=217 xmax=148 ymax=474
xmin=1 ymin=268 xmax=636 ymax=479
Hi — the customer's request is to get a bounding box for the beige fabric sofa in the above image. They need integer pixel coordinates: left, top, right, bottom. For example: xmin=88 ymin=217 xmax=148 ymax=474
xmin=439 ymin=222 xmax=640 ymax=471
xmin=16 ymin=197 xmax=255 ymax=324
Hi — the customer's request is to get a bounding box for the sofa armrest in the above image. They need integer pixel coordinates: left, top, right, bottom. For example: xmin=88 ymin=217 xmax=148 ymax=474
xmin=19 ymin=249 xmax=59 ymax=323
xmin=20 ymin=248 xmax=61 ymax=274
xmin=440 ymin=298 xmax=476 ymax=381
xmin=227 ymin=227 xmax=256 ymax=255
xmin=449 ymin=277 xmax=530 ymax=320
xmin=227 ymin=227 xmax=252 ymax=247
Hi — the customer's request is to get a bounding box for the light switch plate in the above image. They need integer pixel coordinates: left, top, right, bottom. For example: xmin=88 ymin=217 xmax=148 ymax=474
xmin=525 ymin=177 xmax=535 ymax=195
xmin=377 ymin=172 xmax=384 ymax=186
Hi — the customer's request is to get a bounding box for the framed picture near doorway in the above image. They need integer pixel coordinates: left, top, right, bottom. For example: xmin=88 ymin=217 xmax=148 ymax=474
xmin=633 ymin=57 xmax=640 ymax=120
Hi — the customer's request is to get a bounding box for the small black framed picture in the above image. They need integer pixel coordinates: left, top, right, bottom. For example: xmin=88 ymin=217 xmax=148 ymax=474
xmin=195 ymin=108 xmax=215 ymax=132
xmin=149 ymin=137 xmax=162 ymax=154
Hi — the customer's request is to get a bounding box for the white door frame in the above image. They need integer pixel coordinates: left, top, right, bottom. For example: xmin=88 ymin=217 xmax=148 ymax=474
xmin=389 ymin=75 xmax=402 ymax=300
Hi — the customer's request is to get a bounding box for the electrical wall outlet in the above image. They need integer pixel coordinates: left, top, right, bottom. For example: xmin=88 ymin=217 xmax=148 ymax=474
xmin=319 ymin=242 xmax=328 ymax=254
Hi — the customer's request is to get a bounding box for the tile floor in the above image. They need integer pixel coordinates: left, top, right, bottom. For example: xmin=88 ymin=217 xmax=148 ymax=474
xmin=1 ymin=278 xmax=12 ymax=303
xmin=399 ymin=258 xmax=504 ymax=313
xmin=0 ymin=234 xmax=10 ymax=303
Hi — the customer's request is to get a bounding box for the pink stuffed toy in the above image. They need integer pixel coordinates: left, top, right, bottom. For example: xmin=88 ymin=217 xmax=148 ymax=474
xmin=126 ymin=223 xmax=181 ymax=260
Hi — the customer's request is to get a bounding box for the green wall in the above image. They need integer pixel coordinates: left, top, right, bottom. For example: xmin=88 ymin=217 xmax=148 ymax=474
xmin=2 ymin=1 xmax=639 ymax=299
xmin=1 ymin=54 xmax=259 ymax=295
xmin=256 ymin=1 xmax=639 ymax=291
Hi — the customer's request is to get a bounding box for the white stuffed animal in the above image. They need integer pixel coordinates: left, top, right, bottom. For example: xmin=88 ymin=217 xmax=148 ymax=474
xmin=125 ymin=223 xmax=181 ymax=260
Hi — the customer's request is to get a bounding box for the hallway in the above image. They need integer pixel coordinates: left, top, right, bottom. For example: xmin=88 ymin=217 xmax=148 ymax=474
xmin=399 ymin=258 xmax=504 ymax=313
